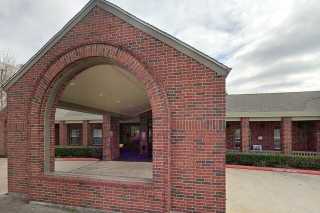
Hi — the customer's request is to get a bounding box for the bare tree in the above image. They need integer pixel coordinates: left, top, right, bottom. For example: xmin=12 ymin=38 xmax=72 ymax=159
xmin=0 ymin=52 xmax=17 ymax=109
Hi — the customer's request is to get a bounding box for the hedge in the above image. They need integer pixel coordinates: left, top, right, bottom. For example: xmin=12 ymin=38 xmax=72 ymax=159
xmin=55 ymin=148 xmax=320 ymax=170
xmin=55 ymin=147 xmax=102 ymax=158
xmin=226 ymin=153 xmax=320 ymax=170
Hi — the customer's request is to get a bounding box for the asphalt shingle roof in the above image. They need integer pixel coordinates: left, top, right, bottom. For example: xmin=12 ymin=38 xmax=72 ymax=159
xmin=55 ymin=91 xmax=320 ymax=121
xmin=227 ymin=91 xmax=320 ymax=113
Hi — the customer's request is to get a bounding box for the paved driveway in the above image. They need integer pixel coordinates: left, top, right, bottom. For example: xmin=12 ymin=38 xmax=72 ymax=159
xmin=1 ymin=158 xmax=320 ymax=213
xmin=227 ymin=168 xmax=320 ymax=213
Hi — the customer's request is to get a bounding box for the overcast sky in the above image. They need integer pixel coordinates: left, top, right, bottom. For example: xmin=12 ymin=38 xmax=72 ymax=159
xmin=0 ymin=0 xmax=319 ymax=94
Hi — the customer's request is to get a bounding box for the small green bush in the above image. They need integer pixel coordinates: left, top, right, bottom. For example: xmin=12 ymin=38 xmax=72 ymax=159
xmin=226 ymin=153 xmax=320 ymax=170
xmin=55 ymin=147 xmax=102 ymax=158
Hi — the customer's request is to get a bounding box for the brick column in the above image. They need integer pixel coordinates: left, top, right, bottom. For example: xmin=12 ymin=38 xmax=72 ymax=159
xmin=139 ymin=112 xmax=150 ymax=155
xmin=315 ymin=121 xmax=320 ymax=152
xmin=281 ymin=117 xmax=292 ymax=155
xmin=111 ymin=118 xmax=120 ymax=160
xmin=59 ymin=121 xmax=68 ymax=146
xmin=241 ymin=117 xmax=250 ymax=152
xmin=102 ymin=114 xmax=112 ymax=160
xmin=82 ymin=121 xmax=89 ymax=147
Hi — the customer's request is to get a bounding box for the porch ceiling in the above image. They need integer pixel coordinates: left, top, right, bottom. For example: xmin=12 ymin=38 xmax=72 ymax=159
xmin=60 ymin=64 xmax=150 ymax=117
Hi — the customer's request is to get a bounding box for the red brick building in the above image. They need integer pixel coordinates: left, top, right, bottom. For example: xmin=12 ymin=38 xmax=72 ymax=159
xmin=226 ymin=92 xmax=320 ymax=156
xmin=42 ymin=91 xmax=320 ymax=159
xmin=2 ymin=91 xmax=320 ymax=159
xmin=2 ymin=0 xmax=229 ymax=212
xmin=2 ymin=0 xmax=318 ymax=212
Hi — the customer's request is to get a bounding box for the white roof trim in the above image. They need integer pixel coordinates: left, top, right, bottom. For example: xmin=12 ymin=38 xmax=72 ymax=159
xmin=227 ymin=111 xmax=320 ymax=118
xmin=2 ymin=0 xmax=230 ymax=90
xmin=226 ymin=116 xmax=320 ymax=122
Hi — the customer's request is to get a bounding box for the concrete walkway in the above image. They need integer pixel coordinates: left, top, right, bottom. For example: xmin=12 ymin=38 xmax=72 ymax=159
xmin=0 ymin=158 xmax=7 ymax=194
xmin=1 ymin=158 xmax=320 ymax=212
xmin=55 ymin=160 xmax=152 ymax=182
xmin=0 ymin=195 xmax=80 ymax=213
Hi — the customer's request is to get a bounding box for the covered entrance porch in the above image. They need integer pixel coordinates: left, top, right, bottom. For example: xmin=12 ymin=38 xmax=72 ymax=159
xmin=4 ymin=0 xmax=229 ymax=211
xmin=53 ymin=63 xmax=153 ymax=164
xmin=226 ymin=118 xmax=320 ymax=157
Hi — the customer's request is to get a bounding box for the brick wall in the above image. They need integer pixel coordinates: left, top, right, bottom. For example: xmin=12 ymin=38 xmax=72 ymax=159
xmin=281 ymin=118 xmax=292 ymax=154
xmin=6 ymin=5 xmax=226 ymax=213
xmin=315 ymin=121 xmax=320 ymax=152
xmin=111 ymin=118 xmax=120 ymax=160
xmin=226 ymin=120 xmax=320 ymax=152
xmin=240 ymin=118 xmax=250 ymax=152
xmin=292 ymin=121 xmax=317 ymax=152
xmin=249 ymin=121 xmax=280 ymax=151
xmin=82 ymin=121 xmax=89 ymax=146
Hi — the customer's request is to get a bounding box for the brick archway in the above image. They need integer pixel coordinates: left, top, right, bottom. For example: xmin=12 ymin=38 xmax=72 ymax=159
xmin=28 ymin=43 xmax=171 ymax=211
xmin=6 ymin=2 xmax=228 ymax=211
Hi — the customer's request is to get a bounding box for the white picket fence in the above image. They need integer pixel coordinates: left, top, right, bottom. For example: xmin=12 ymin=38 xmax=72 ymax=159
xmin=292 ymin=151 xmax=320 ymax=158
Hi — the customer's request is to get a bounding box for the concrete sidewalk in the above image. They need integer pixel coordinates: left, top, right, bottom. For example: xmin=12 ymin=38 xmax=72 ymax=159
xmin=0 ymin=158 xmax=7 ymax=194
xmin=1 ymin=158 xmax=320 ymax=212
xmin=0 ymin=195 xmax=71 ymax=213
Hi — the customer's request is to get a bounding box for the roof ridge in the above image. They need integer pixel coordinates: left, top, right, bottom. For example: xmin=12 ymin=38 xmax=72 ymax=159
xmin=2 ymin=0 xmax=230 ymax=90
xmin=228 ymin=90 xmax=320 ymax=96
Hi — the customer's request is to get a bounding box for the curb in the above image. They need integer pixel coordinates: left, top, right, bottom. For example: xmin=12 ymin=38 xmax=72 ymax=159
xmin=30 ymin=201 xmax=106 ymax=213
xmin=226 ymin=164 xmax=320 ymax=176
xmin=55 ymin=158 xmax=100 ymax=161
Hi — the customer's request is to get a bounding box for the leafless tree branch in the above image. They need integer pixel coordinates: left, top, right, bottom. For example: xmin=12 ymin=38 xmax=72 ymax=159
xmin=0 ymin=52 xmax=17 ymax=109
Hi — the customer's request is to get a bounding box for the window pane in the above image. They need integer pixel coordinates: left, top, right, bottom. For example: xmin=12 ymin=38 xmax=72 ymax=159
xmin=234 ymin=129 xmax=240 ymax=139
xmin=130 ymin=126 xmax=140 ymax=137
xmin=93 ymin=128 xmax=102 ymax=137
xmin=234 ymin=129 xmax=241 ymax=148
xmin=92 ymin=128 xmax=102 ymax=145
xmin=92 ymin=137 xmax=102 ymax=145
xmin=69 ymin=128 xmax=81 ymax=145
xmin=274 ymin=128 xmax=281 ymax=149
xmin=274 ymin=129 xmax=280 ymax=138
xmin=71 ymin=129 xmax=80 ymax=137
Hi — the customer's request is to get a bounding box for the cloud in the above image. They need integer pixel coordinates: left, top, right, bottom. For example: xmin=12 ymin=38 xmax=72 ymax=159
xmin=0 ymin=0 xmax=319 ymax=94
xmin=226 ymin=0 xmax=320 ymax=93
xmin=0 ymin=0 xmax=88 ymax=64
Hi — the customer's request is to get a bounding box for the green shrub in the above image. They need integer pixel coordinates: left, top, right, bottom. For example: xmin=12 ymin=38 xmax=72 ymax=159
xmin=55 ymin=147 xmax=102 ymax=158
xmin=226 ymin=153 xmax=320 ymax=170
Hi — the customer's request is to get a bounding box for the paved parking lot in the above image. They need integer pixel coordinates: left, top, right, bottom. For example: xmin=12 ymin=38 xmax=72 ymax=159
xmin=1 ymin=158 xmax=320 ymax=213
xmin=227 ymin=168 xmax=320 ymax=213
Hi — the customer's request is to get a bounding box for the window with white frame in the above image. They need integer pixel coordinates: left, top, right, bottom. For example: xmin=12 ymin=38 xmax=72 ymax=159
xmin=92 ymin=128 xmax=102 ymax=145
xmin=69 ymin=127 xmax=81 ymax=145
xmin=234 ymin=129 xmax=241 ymax=149
xmin=274 ymin=128 xmax=281 ymax=150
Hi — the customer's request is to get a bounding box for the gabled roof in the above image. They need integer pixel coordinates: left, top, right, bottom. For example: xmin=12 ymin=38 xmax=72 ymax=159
xmin=227 ymin=91 xmax=320 ymax=118
xmin=3 ymin=0 xmax=231 ymax=90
